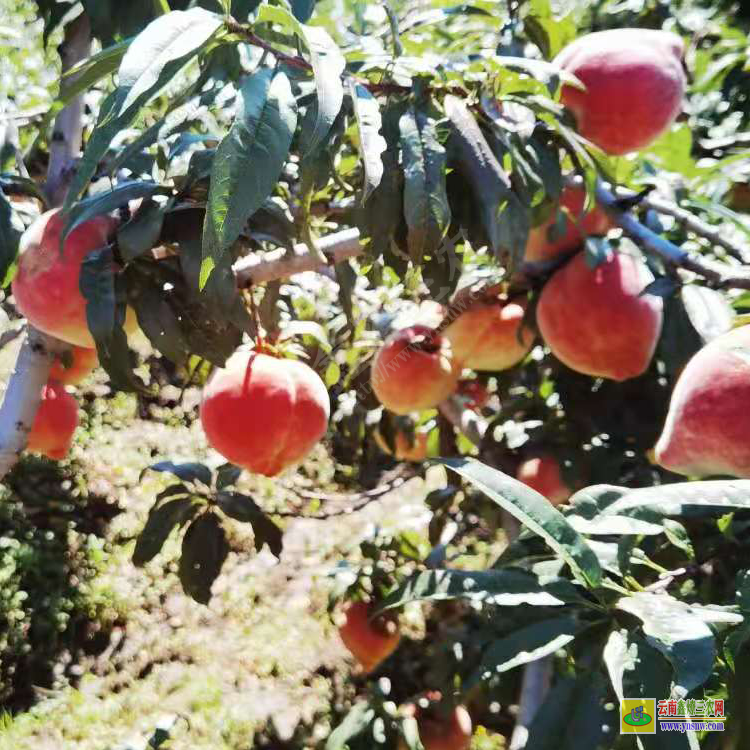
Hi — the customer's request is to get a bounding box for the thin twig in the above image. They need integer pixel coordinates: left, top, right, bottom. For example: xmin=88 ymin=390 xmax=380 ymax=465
xmin=595 ymin=180 xmax=750 ymax=290
xmin=274 ymin=465 xmax=415 ymax=518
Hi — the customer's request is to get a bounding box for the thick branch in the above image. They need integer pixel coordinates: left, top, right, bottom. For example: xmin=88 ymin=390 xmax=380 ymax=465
xmin=234 ymin=228 xmax=363 ymax=286
xmin=0 ymin=329 xmax=67 ymax=477
xmin=0 ymin=16 xmax=90 ymax=481
xmin=45 ymin=13 xmax=92 ymax=207
xmin=640 ymin=192 xmax=749 ymax=263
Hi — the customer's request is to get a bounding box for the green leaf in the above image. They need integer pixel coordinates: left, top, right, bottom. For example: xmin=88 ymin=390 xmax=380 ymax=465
xmin=179 ymin=513 xmax=230 ymax=605
xmin=522 ymin=0 xmax=577 ymax=59
xmin=469 ymin=617 xmax=580 ymax=685
xmin=216 ymin=492 xmax=283 ymax=557
xmin=379 ymin=569 xmax=584 ymax=609
xmin=616 ymin=592 xmax=717 ymax=694
xmin=444 ymin=95 xmax=527 ymax=264
xmin=348 ymin=81 xmax=387 ymax=204
xmin=58 ymin=38 xmax=130 ymax=108
xmin=129 ymin=274 xmax=190 ymax=365
xmin=144 ymin=461 xmax=213 ymax=486
xmin=326 ymin=702 xmax=376 ymax=750
xmin=64 ymin=8 xmax=223 ymax=209
xmin=216 ymin=464 xmax=242 ymax=491
xmin=524 ymin=673 xmax=612 ymax=750
xmin=290 ymin=0 xmax=315 ymax=22
xmin=602 ymin=480 xmax=750 ymax=519
xmin=63 ymin=181 xmax=166 ymax=247
xmin=680 ymin=284 xmax=735 ymax=343
xmin=117 ymin=198 xmax=168 ymax=262
xmin=399 ymin=103 xmax=451 ymax=264
xmin=255 ymin=5 xmax=343 ymax=154
xmin=618 ymin=632 xmax=700 ymax=750
xmin=0 ymin=189 xmax=21 ymax=285
xmin=358 ymin=101 xmax=405 ymax=263
xmin=133 ymin=496 xmax=198 ymax=566
xmin=441 ymin=458 xmax=602 ymax=588
xmin=79 ymin=246 xmax=141 ymax=390
xmin=201 ymin=68 xmax=297 ymax=287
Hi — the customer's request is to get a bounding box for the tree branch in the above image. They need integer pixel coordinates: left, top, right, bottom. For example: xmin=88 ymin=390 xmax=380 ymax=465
xmin=595 ymin=179 xmax=750 ymax=290
xmin=45 ymin=13 xmax=92 ymax=207
xmin=0 ymin=15 xmax=91 ymax=481
xmin=234 ymin=228 xmax=363 ymax=286
xmin=0 ymin=329 xmax=67 ymax=477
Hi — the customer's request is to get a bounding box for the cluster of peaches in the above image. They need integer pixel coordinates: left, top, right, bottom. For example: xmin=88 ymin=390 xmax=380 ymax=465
xmin=11 ymin=28 xmax=748 ymax=492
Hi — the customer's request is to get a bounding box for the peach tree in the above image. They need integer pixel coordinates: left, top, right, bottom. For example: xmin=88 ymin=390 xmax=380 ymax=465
xmin=1 ymin=0 xmax=750 ymax=748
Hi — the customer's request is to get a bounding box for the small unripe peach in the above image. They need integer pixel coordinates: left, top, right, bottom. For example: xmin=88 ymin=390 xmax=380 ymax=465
xmin=525 ymin=185 xmax=612 ymax=266
xmin=200 ymin=349 xmax=330 ymax=477
xmin=49 ymin=346 xmax=99 ymax=385
xmin=371 ymin=325 xmax=462 ymax=415
xmin=655 ymin=325 xmax=750 ymax=478
xmin=12 ymin=209 xmax=131 ymax=347
xmin=398 ymin=694 xmax=472 ymax=750
xmin=27 ymin=381 xmax=79 ymax=460
xmin=374 ymin=426 xmax=431 ymax=462
xmin=339 ymin=600 xmax=401 ymax=673
xmin=555 ymin=29 xmax=686 ymax=155
xmin=516 ymin=454 xmax=571 ymax=506
xmin=537 ymin=251 xmax=663 ymax=380
xmin=444 ymin=299 xmax=533 ymax=371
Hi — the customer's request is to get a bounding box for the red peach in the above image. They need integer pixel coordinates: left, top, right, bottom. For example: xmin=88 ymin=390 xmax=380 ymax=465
xmin=374 ymin=426 xmax=431 ymax=462
xmin=555 ymin=29 xmax=686 ymax=155
xmin=200 ymin=349 xmax=330 ymax=477
xmin=49 ymin=345 xmax=99 ymax=385
xmin=525 ymin=185 xmax=612 ymax=265
xmin=444 ymin=299 xmax=533 ymax=371
xmin=27 ymin=381 xmax=79 ymax=460
xmin=371 ymin=325 xmax=462 ymax=415
xmin=399 ymin=694 xmax=472 ymax=750
xmin=516 ymin=454 xmax=571 ymax=506
xmin=12 ymin=209 xmax=126 ymax=346
xmin=537 ymin=251 xmax=663 ymax=380
xmin=339 ymin=600 xmax=401 ymax=674
xmin=655 ymin=325 xmax=750 ymax=478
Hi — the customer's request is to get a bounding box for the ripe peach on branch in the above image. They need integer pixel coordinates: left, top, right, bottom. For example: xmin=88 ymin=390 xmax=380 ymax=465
xmin=444 ymin=298 xmax=533 ymax=372
xmin=26 ymin=380 xmax=79 ymax=461
xmin=338 ymin=600 xmax=401 ymax=674
xmin=371 ymin=325 xmax=462 ymax=415
xmin=536 ymin=250 xmax=663 ymax=381
xmin=12 ymin=209 xmax=136 ymax=347
xmin=516 ymin=454 xmax=572 ymax=506
xmin=200 ymin=348 xmax=330 ymax=477
xmin=555 ymin=28 xmax=686 ymax=155
xmin=655 ymin=325 xmax=750 ymax=478
xmin=524 ymin=185 xmax=612 ymax=266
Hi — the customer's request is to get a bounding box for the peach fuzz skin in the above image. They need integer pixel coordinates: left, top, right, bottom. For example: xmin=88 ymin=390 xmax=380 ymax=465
xmin=371 ymin=325 xmax=462 ymax=415
xmin=516 ymin=454 xmax=571 ymax=506
xmin=200 ymin=350 xmax=330 ymax=477
xmin=537 ymin=251 xmax=663 ymax=381
xmin=338 ymin=601 xmax=401 ymax=674
xmin=27 ymin=381 xmax=79 ymax=460
xmin=555 ymin=29 xmax=686 ymax=155
xmin=12 ymin=209 xmax=138 ymax=347
xmin=655 ymin=325 xmax=750 ymax=478
xmin=398 ymin=696 xmax=472 ymax=750
xmin=49 ymin=346 xmax=99 ymax=385
xmin=445 ymin=299 xmax=533 ymax=372
xmin=524 ymin=185 xmax=612 ymax=266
